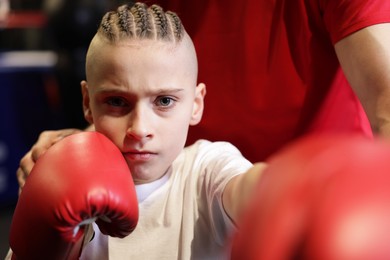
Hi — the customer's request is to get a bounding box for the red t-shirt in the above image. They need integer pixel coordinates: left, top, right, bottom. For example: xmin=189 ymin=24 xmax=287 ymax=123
xmin=155 ymin=0 xmax=390 ymax=162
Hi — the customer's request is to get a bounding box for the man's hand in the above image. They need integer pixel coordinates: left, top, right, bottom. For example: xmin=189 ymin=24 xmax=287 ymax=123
xmin=16 ymin=129 xmax=82 ymax=190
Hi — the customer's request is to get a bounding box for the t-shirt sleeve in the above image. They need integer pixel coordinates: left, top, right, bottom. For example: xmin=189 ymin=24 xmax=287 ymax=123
xmin=321 ymin=0 xmax=390 ymax=44
xmin=195 ymin=140 xmax=253 ymax=245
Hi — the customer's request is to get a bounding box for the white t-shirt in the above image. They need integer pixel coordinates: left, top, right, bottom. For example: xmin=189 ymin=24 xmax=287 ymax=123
xmin=80 ymin=140 xmax=253 ymax=259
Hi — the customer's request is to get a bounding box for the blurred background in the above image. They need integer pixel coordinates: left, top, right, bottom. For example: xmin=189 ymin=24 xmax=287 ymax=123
xmin=0 ymin=0 xmax=128 ymax=256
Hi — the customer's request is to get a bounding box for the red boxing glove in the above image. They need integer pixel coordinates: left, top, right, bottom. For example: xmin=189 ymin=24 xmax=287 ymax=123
xmin=9 ymin=132 xmax=138 ymax=260
xmin=232 ymin=134 xmax=390 ymax=260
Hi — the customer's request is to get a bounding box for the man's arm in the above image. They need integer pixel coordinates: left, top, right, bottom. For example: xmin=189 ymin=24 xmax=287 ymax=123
xmin=222 ymin=162 xmax=267 ymax=223
xmin=334 ymin=23 xmax=390 ymax=135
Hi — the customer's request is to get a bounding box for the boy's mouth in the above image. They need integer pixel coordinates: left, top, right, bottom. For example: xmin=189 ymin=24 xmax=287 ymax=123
xmin=123 ymin=150 xmax=157 ymax=161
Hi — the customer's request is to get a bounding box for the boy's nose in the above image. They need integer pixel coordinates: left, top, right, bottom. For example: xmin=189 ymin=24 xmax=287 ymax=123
xmin=126 ymin=107 xmax=152 ymax=141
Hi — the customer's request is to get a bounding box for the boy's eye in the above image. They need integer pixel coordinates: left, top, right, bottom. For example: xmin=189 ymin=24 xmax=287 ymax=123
xmin=156 ymin=96 xmax=175 ymax=107
xmin=107 ymin=97 xmax=127 ymax=107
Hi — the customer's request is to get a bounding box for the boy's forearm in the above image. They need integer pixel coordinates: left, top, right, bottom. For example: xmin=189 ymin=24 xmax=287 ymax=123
xmin=222 ymin=163 xmax=267 ymax=223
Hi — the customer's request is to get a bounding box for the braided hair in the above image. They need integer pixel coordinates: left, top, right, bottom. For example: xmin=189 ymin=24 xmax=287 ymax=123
xmin=97 ymin=2 xmax=184 ymax=43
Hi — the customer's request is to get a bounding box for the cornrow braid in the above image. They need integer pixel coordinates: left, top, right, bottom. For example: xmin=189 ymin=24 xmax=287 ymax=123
xmin=150 ymin=4 xmax=170 ymax=40
xmin=131 ymin=2 xmax=153 ymax=39
xmin=100 ymin=11 xmax=117 ymax=41
xmin=117 ymin=4 xmax=134 ymax=37
xmin=97 ymin=2 xmax=184 ymax=43
xmin=166 ymin=11 xmax=183 ymax=41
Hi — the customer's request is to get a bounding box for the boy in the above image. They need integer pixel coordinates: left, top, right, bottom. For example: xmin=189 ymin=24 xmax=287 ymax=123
xmin=10 ymin=2 xmax=265 ymax=259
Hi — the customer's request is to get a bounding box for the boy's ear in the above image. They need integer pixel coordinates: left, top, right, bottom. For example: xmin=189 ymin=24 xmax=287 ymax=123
xmin=81 ymin=80 xmax=94 ymax=124
xmin=190 ymin=83 xmax=206 ymax=125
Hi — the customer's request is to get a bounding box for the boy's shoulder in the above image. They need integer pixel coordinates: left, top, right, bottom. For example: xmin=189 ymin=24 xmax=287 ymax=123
xmin=185 ymin=139 xmax=242 ymax=154
xmin=172 ymin=139 xmax=252 ymax=188
xmin=182 ymin=139 xmax=249 ymax=165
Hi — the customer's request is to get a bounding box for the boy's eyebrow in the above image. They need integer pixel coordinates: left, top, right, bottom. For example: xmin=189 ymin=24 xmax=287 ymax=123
xmin=95 ymin=87 xmax=185 ymax=95
xmin=150 ymin=88 xmax=185 ymax=94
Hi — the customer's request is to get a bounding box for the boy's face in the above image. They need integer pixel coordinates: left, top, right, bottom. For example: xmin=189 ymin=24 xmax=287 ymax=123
xmin=81 ymin=35 xmax=205 ymax=184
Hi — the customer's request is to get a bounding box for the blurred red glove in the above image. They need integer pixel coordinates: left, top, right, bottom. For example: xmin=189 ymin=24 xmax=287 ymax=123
xmin=232 ymin=134 xmax=390 ymax=260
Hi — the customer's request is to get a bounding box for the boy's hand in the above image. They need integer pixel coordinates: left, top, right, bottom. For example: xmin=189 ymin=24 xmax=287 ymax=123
xmin=16 ymin=128 xmax=82 ymax=190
